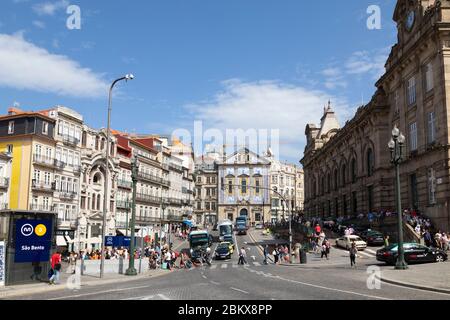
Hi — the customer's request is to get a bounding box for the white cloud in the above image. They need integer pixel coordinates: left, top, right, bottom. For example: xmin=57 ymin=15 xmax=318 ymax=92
xmin=32 ymin=20 xmax=46 ymax=29
xmin=321 ymin=67 xmax=348 ymax=90
xmin=185 ymin=79 xmax=351 ymax=162
xmin=0 ymin=33 xmax=108 ymax=98
xmin=33 ymin=0 xmax=69 ymax=16
xmin=345 ymin=49 xmax=389 ymax=79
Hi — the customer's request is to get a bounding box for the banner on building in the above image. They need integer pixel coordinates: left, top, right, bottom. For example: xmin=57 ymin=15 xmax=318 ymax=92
xmin=15 ymin=219 xmax=53 ymax=263
xmin=0 ymin=241 xmax=5 ymax=287
xmin=104 ymin=236 xmax=137 ymax=247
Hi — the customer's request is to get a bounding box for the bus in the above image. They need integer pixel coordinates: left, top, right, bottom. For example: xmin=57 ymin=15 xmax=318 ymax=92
xmin=218 ymin=220 xmax=234 ymax=244
xmin=235 ymin=216 xmax=248 ymax=235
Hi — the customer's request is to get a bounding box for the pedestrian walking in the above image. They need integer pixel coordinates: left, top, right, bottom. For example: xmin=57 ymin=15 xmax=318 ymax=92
xmin=164 ymin=250 xmax=172 ymax=270
xmin=49 ymin=251 xmax=62 ymax=285
xmin=349 ymin=243 xmax=358 ymax=268
xmin=263 ymin=245 xmax=269 ymax=265
xmin=238 ymin=247 xmax=247 ymax=265
xmin=321 ymin=242 xmax=328 ymax=260
xmin=272 ymin=248 xmax=279 ymax=264
xmin=384 ymin=235 xmax=390 ymax=247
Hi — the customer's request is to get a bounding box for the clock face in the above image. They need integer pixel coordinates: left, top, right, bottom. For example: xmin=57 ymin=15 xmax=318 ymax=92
xmin=406 ymin=10 xmax=415 ymax=31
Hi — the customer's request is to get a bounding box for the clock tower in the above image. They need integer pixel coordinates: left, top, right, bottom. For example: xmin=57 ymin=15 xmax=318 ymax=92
xmin=393 ymin=0 xmax=436 ymax=46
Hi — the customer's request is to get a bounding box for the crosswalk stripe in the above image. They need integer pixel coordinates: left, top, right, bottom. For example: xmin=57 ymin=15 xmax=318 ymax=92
xmin=365 ymin=249 xmax=377 ymax=255
xmin=221 ymin=264 xmax=228 ymax=269
xmin=253 ymin=262 xmax=261 ymax=266
xmin=232 ymin=264 xmax=239 ymax=268
xmin=358 ymin=251 xmax=374 ymax=258
xmin=210 ymin=265 xmax=217 ymax=270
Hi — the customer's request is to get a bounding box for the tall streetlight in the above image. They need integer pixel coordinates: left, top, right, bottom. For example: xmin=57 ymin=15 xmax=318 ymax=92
xmin=388 ymin=126 xmax=408 ymax=270
xmin=100 ymin=74 xmax=134 ymax=279
xmin=126 ymin=154 xmax=139 ymax=276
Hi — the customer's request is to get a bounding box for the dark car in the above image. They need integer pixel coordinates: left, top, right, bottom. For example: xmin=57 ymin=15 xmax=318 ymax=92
xmin=358 ymin=230 xmax=385 ymax=246
xmin=376 ymin=243 xmax=448 ymax=265
xmin=214 ymin=243 xmax=232 ymax=260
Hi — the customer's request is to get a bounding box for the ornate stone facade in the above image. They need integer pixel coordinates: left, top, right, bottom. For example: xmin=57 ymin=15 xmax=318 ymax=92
xmin=302 ymin=0 xmax=450 ymax=231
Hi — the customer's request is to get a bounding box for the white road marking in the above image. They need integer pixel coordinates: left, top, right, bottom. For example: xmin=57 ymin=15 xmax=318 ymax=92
xmin=202 ymin=275 xmax=207 ymax=279
xmin=158 ymin=294 xmax=170 ymax=300
xmin=210 ymin=265 xmax=217 ymax=270
xmin=210 ymin=281 xmax=221 ymax=285
xmin=253 ymin=262 xmax=261 ymax=266
xmin=221 ymin=264 xmax=228 ymax=269
xmin=232 ymin=264 xmax=239 ymax=268
xmin=51 ymin=285 xmax=152 ymax=300
xmin=358 ymin=251 xmax=375 ymax=258
xmin=230 ymin=287 xmax=249 ymax=294
xmin=365 ymin=249 xmax=377 ymax=255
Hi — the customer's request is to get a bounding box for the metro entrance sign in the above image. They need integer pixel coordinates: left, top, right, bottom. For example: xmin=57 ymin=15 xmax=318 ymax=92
xmin=104 ymin=236 xmax=137 ymax=247
xmin=15 ymin=219 xmax=53 ymax=263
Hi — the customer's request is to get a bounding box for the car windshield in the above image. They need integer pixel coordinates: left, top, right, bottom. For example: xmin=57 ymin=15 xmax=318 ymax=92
xmin=220 ymin=225 xmax=233 ymax=236
xmin=350 ymin=237 xmax=363 ymax=241
xmin=218 ymin=244 xmax=229 ymax=249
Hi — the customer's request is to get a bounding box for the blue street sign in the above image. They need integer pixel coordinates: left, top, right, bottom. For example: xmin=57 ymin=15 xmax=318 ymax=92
xmin=15 ymin=219 xmax=53 ymax=263
xmin=104 ymin=236 xmax=136 ymax=247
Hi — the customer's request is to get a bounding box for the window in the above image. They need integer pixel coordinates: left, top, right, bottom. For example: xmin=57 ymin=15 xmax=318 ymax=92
xmin=407 ymin=76 xmax=416 ymax=105
xmin=394 ymin=90 xmax=399 ymax=114
xmin=334 ymin=169 xmax=338 ymax=190
xmin=341 ymin=165 xmax=347 ymax=186
xmin=425 ymin=62 xmax=434 ymax=92
xmin=42 ymin=122 xmax=49 ymax=135
xmin=8 ymin=121 xmax=14 ymax=134
xmin=428 ymin=168 xmax=436 ymax=205
xmin=410 ymin=122 xmax=418 ymax=151
xmin=228 ymin=180 xmax=233 ymax=194
xmin=351 ymin=158 xmax=357 ymax=183
xmin=428 ymin=112 xmax=436 ymax=144
xmin=241 ymin=179 xmax=247 ymax=194
xmin=255 ymin=179 xmax=260 ymax=194
xmin=211 ymin=202 xmax=216 ymax=211
xmin=367 ymin=149 xmax=374 ymax=177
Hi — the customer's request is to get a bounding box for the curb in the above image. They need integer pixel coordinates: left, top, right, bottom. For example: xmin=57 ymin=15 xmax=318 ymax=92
xmin=0 ymin=269 xmax=171 ymax=299
xmin=379 ymin=276 xmax=450 ymax=295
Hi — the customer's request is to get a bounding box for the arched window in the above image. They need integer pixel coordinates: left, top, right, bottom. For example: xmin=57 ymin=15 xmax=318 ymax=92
xmin=351 ymin=158 xmax=357 ymax=183
xmin=97 ymin=194 xmax=101 ymax=211
xmin=334 ymin=169 xmax=338 ymax=190
xmin=321 ymin=176 xmax=325 ymax=195
xmin=327 ymin=173 xmax=331 ymax=192
xmin=91 ymin=194 xmax=95 ymax=210
xmin=341 ymin=164 xmax=347 ymax=186
xmin=367 ymin=148 xmax=374 ymax=177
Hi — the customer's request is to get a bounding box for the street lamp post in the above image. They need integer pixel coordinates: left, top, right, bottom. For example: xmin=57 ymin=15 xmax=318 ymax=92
xmin=388 ymin=126 xmax=408 ymax=270
xmin=125 ymin=154 xmax=139 ymax=276
xmin=125 ymin=197 xmax=131 ymax=237
xmin=100 ymin=74 xmax=134 ymax=279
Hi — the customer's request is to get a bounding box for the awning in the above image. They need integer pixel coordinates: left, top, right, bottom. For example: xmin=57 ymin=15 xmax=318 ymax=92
xmin=56 ymin=235 xmax=67 ymax=246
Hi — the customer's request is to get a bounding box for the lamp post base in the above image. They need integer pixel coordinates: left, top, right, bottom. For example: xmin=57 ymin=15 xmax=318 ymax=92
xmin=125 ymin=267 xmax=137 ymax=276
xmin=395 ymin=260 xmax=408 ymax=270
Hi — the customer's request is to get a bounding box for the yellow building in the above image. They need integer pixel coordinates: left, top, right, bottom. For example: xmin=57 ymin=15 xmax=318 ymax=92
xmin=0 ymin=109 xmax=56 ymax=211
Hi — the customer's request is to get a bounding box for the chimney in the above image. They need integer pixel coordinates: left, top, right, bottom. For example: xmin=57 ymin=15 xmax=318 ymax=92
xmin=8 ymin=107 xmax=23 ymax=116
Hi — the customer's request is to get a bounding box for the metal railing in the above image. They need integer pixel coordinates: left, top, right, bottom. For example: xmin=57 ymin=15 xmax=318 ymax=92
xmin=0 ymin=178 xmax=9 ymax=188
xmin=33 ymin=154 xmax=55 ymax=166
xmin=31 ymin=180 xmax=55 ymax=192
xmin=116 ymin=200 xmax=131 ymax=209
xmin=170 ymin=163 xmax=183 ymax=172
xmin=135 ymin=193 xmax=161 ymax=204
xmin=62 ymin=134 xmax=80 ymax=146
xmin=138 ymin=171 xmax=164 ymax=185
xmin=30 ymin=204 xmax=57 ymax=212
xmin=54 ymin=160 xmax=66 ymax=170
xmin=59 ymin=191 xmax=78 ymax=200
xmin=117 ymin=179 xmax=132 ymax=189
xmin=168 ymin=198 xmax=183 ymax=205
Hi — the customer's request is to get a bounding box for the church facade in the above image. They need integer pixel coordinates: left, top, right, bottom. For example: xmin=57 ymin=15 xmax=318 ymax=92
xmin=301 ymin=0 xmax=450 ymax=231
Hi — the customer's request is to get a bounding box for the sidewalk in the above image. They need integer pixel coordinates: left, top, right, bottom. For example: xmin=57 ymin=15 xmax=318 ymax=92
xmin=380 ymin=262 xmax=450 ymax=294
xmin=0 ymin=267 xmax=170 ymax=299
xmin=0 ymin=238 xmax=189 ymax=299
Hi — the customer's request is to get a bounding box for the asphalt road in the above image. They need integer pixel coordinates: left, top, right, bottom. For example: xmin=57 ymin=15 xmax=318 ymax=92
xmin=12 ymin=230 xmax=450 ymax=300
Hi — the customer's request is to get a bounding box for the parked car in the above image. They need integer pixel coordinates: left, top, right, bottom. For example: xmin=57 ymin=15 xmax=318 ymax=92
xmin=214 ymin=242 xmax=233 ymax=260
xmin=376 ymin=243 xmax=448 ymax=265
xmin=336 ymin=235 xmax=367 ymax=250
xmin=357 ymin=230 xmax=385 ymax=246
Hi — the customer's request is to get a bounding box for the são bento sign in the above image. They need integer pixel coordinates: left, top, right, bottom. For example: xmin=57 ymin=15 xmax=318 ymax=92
xmin=15 ymin=219 xmax=52 ymax=263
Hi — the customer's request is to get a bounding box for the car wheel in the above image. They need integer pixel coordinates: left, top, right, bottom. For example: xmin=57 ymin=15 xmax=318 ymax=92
xmin=436 ymin=254 xmax=445 ymax=263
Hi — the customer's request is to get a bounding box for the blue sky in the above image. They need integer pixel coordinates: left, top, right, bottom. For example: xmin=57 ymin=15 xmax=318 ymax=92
xmin=0 ymin=0 xmax=398 ymax=163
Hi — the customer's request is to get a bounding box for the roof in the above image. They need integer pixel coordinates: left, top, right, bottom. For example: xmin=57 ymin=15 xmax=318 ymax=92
xmin=0 ymin=107 xmax=55 ymax=123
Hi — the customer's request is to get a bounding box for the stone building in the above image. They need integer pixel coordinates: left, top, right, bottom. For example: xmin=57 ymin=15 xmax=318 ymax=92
xmin=218 ymin=148 xmax=271 ymax=225
xmin=301 ymin=0 xmax=450 ymax=231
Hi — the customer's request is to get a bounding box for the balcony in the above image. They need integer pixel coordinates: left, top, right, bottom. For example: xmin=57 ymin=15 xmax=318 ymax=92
xmin=0 ymin=178 xmax=9 ymax=189
xmin=161 ymin=178 xmax=171 ymax=188
xmin=168 ymin=198 xmax=183 ymax=206
xmin=30 ymin=204 xmax=57 ymax=212
xmin=135 ymin=193 xmax=161 ymax=205
xmin=162 ymin=163 xmax=170 ymax=171
xmin=169 ymin=163 xmax=183 ymax=172
xmin=62 ymin=134 xmax=80 ymax=147
xmin=116 ymin=200 xmax=131 ymax=209
xmin=138 ymin=171 xmax=164 ymax=185
xmin=72 ymin=165 xmax=82 ymax=174
xmin=33 ymin=154 xmax=66 ymax=170
xmin=32 ymin=180 xmax=55 ymax=193
xmin=57 ymin=217 xmax=77 ymax=228
xmin=54 ymin=160 xmax=66 ymax=170
xmin=135 ymin=216 xmax=158 ymax=225
xmin=59 ymin=191 xmax=78 ymax=200
xmin=118 ymin=179 xmax=132 ymax=189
